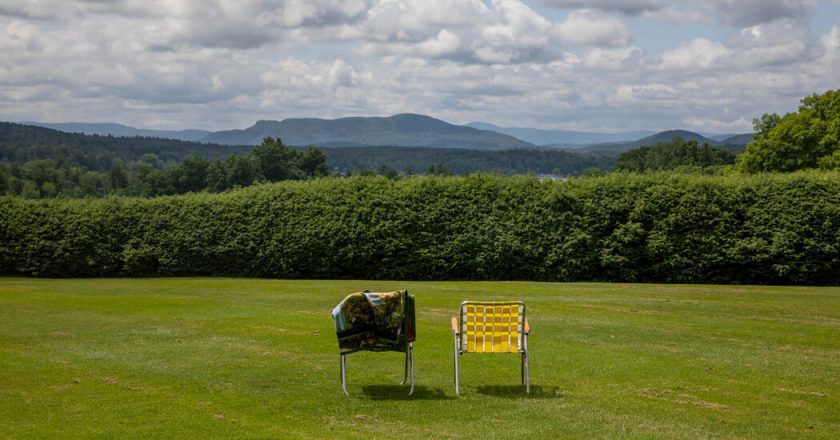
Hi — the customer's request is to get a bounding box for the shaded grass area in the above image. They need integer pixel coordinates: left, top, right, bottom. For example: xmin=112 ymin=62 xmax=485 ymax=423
xmin=0 ymin=278 xmax=838 ymax=439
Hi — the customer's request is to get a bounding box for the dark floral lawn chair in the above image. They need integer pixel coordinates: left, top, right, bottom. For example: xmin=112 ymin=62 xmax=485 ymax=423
xmin=331 ymin=290 xmax=415 ymax=396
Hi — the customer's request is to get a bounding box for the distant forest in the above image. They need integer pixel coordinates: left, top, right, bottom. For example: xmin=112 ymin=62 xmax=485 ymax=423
xmin=613 ymin=139 xmax=736 ymax=172
xmin=0 ymin=116 xmax=773 ymax=199
xmin=0 ymin=122 xmax=251 ymax=170
xmin=0 ymin=122 xmax=625 ymax=198
xmin=321 ymin=146 xmax=614 ymax=176
xmin=0 ymin=126 xmax=326 ymax=198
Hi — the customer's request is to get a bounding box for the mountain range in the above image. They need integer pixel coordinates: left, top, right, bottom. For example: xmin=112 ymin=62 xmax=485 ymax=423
xmin=201 ymin=114 xmax=533 ymax=149
xmin=25 ymin=113 xmax=753 ymax=152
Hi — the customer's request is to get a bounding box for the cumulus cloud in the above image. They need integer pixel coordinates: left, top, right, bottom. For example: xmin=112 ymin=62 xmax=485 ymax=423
xmin=701 ymin=0 xmax=817 ymax=27
xmin=682 ymin=116 xmax=753 ymax=131
xmin=657 ymin=38 xmax=731 ymax=70
xmin=552 ymin=9 xmax=631 ymax=47
xmin=729 ymin=19 xmax=811 ymax=65
xmin=359 ymin=0 xmax=558 ymax=64
xmin=538 ymin=0 xmax=665 ymax=15
xmin=582 ymin=46 xmax=643 ymax=70
xmin=0 ymin=0 xmax=377 ymax=49
xmin=820 ymin=23 xmax=840 ymax=65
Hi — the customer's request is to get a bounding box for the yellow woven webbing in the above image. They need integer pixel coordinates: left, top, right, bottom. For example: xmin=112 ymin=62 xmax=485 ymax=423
xmin=461 ymin=302 xmax=523 ymax=353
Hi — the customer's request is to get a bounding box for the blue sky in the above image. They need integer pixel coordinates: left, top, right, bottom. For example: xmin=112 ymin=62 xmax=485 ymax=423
xmin=1 ymin=0 xmax=838 ymax=133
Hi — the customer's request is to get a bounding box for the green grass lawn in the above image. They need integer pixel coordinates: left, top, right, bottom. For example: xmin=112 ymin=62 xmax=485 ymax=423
xmin=1 ymin=278 xmax=838 ymax=439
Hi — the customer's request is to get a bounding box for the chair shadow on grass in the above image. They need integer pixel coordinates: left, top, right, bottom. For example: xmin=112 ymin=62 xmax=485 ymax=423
xmin=361 ymin=385 xmax=453 ymax=400
xmin=475 ymin=385 xmax=560 ymax=399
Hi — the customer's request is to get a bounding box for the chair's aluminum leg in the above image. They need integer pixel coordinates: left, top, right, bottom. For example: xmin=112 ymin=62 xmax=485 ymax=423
xmin=521 ymin=352 xmax=525 ymax=385
xmin=454 ymin=333 xmax=460 ymax=395
xmin=340 ymin=354 xmax=349 ymax=397
xmin=400 ymin=349 xmax=408 ymax=385
xmin=408 ymin=342 xmax=415 ymax=396
xmin=524 ymin=334 xmax=530 ymax=395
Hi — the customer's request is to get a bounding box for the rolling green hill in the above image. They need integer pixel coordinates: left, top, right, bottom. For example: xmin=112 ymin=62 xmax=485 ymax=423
xmin=580 ymin=130 xmax=717 ymax=153
xmin=202 ymin=114 xmax=535 ymax=149
xmin=577 ymin=130 xmax=752 ymax=154
xmin=0 ymin=122 xmax=251 ymax=170
xmin=27 ymin=122 xmax=211 ymax=142
xmin=720 ymin=133 xmax=753 ymax=146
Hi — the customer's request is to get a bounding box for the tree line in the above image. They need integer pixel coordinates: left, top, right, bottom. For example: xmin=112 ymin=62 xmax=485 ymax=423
xmin=612 ymin=138 xmax=735 ymax=172
xmin=322 ymin=146 xmax=615 ymax=176
xmin=738 ymin=89 xmax=840 ymax=172
xmin=0 ymin=138 xmax=326 ymax=198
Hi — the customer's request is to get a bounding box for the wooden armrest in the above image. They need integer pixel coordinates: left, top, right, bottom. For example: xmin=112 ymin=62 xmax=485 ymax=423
xmin=451 ymin=317 xmax=459 ymax=334
xmin=524 ymin=317 xmax=530 ymax=334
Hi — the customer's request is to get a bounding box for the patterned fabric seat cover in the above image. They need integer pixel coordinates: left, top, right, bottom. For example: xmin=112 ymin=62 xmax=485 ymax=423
xmin=332 ymin=290 xmax=415 ymax=354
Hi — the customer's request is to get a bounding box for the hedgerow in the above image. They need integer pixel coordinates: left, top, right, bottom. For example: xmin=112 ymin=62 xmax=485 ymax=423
xmin=2 ymin=172 xmax=839 ymax=284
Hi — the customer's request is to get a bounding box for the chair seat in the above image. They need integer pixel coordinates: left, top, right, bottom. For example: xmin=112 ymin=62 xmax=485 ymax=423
xmin=452 ymin=300 xmax=530 ymax=395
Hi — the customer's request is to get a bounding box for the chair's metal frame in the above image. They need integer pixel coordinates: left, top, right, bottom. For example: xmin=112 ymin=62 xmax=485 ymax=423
xmin=452 ymin=301 xmax=530 ymax=395
xmin=340 ymin=342 xmax=414 ymax=397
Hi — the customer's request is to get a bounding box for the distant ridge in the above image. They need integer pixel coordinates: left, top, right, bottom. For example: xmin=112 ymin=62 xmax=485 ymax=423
xmin=27 ymin=122 xmax=211 ymax=142
xmin=720 ymin=133 xmax=753 ymax=146
xmin=0 ymin=122 xmax=251 ymax=168
xmin=201 ymin=114 xmax=534 ymax=149
xmin=467 ymin=122 xmax=654 ymax=146
xmin=577 ymin=130 xmax=753 ymax=154
xmin=22 ymin=117 xmax=755 ymax=154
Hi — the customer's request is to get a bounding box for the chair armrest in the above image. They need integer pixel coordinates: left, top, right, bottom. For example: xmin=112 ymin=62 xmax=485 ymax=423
xmin=524 ymin=317 xmax=530 ymax=334
xmin=451 ymin=317 xmax=459 ymax=334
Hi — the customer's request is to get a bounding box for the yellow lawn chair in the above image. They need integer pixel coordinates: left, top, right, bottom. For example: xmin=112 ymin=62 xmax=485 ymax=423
xmin=451 ymin=301 xmax=530 ymax=395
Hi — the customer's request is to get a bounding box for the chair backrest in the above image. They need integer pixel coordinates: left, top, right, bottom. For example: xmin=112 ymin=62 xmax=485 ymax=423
xmin=458 ymin=301 xmax=525 ymax=354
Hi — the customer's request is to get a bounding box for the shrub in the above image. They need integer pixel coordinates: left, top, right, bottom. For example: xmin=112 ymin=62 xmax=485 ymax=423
xmin=2 ymin=172 xmax=839 ymax=284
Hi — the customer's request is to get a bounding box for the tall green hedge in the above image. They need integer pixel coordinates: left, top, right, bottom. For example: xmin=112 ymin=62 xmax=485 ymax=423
xmin=2 ymin=172 xmax=839 ymax=284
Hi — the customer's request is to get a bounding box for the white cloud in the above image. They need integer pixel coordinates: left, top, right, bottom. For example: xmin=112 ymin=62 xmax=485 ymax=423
xmin=820 ymin=24 xmax=840 ymax=65
xmin=657 ymin=38 xmax=731 ymax=70
xmin=682 ymin=116 xmax=753 ymax=131
xmin=552 ymin=9 xmax=631 ymax=47
xmin=582 ymin=46 xmax=643 ymax=70
xmin=611 ymin=83 xmax=678 ymax=104
xmin=359 ymin=0 xmax=558 ymax=64
xmin=413 ymin=30 xmax=462 ymax=58
xmin=729 ymin=19 xmax=810 ymax=65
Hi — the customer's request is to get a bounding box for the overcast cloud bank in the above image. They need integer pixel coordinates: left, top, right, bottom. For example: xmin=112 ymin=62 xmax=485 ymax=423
xmin=0 ymin=0 xmax=838 ymax=132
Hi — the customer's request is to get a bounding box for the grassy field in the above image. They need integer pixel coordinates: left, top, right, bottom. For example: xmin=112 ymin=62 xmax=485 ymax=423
xmin=0 ymin=278 xmax=838 ymax=439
